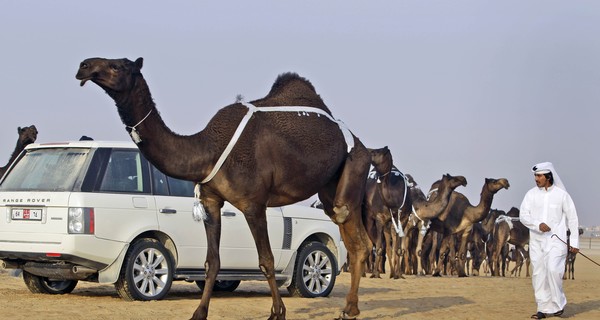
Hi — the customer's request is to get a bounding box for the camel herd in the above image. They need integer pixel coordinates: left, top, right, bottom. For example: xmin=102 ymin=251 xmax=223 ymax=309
xmin=359 ymin=146 xmax=582 ymax=283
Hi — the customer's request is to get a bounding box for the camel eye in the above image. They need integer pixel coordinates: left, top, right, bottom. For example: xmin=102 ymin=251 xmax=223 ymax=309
xmin=110 ymin=64 xmax=120 ymax=71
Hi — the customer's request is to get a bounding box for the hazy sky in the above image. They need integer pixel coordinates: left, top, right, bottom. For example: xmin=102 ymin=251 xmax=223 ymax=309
xmin=1 ymin=1 xmax=599 ymax=226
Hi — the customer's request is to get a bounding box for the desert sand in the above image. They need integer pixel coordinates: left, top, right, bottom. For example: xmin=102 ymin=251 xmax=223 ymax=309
xmin=1 ymin=250 xmax=599 ymax=320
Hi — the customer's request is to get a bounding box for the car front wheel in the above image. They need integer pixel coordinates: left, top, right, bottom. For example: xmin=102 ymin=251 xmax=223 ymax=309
xmin=115 ymin=238 xmax=174 ymax=301
xmin=23 ymin=271 xmax=78 ymax=294
xmin=287 ymin=241 xmax=337 ymax=298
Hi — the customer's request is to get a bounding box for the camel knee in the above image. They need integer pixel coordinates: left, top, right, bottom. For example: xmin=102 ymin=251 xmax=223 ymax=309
xmin=332 ymin=205 xmax=350 ymax=224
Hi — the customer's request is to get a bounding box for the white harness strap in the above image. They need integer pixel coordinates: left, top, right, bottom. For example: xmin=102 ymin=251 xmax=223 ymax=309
xmin=200 ymin=101 xmax=354 ymax=184
xmin=411 ymin=205 xmax=431 ymax=235
xmin=495 ymin=215 xmax=520 ymax=243
xmin=495 ymin=215 xmax=519 ymax=230
xmin=380 ymin=170 xmax=408 ymax=236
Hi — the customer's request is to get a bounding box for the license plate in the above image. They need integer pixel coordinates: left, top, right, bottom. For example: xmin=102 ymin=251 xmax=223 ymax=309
xmin=11 ymin=208 xmax=43 ymax=221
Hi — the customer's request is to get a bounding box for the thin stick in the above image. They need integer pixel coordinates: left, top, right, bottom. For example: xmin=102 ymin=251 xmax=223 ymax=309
xmin=551 ymin=234 xmax=600 ymax=267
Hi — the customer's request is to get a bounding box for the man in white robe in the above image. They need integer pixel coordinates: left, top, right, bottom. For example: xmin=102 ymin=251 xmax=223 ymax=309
xmin=520 ymin=162 xmax=579 ymax=319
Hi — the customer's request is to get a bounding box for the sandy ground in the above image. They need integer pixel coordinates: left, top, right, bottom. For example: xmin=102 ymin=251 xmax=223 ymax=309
xmin=1 ymin=250 xmax=599 ymax=320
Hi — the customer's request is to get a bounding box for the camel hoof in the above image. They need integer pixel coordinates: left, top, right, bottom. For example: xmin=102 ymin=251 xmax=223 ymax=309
xmin=335 ymin=311 xmax=357 ymax=320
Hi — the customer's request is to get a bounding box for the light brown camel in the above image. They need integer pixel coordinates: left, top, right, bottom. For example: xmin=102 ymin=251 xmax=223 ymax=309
xmin=429 ymin=177 xmax=510 ymax=277
xmin=0 ymin=125 xmax=38 ymax=178
xmin=76 ymin=57 xmax=371 ymax=320
xmin=362 ymin=147 xmax=411 ymax=279
xmin=402 ymin=173 xmax=467 ymax=275
xmin=489 ymin=207 xmax=529 ymax=277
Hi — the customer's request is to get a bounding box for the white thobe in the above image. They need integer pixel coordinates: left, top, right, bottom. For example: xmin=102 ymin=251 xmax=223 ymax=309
xmin=520 ymin=185 xmax=579 ymax=314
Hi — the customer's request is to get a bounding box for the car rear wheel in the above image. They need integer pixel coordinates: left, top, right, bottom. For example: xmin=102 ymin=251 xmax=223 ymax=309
xmin=287 ymin=241 xmax=337 ymax=298
xmin=195 ymin=280 xmax=241 ymax=292
xmin=23 ymin=271 xmax=78 ymax=294
xmin=115 ymin=238 xmax=174 ymax=301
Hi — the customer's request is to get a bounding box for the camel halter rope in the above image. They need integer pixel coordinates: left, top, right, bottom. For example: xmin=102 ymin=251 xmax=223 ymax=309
xmin=127 ymin=109 xmax=153 ymax=144
xmin=191 ymin=101 xmax=356 ymax=221
xmin=551 ymin=234 xmax=600 ymax=267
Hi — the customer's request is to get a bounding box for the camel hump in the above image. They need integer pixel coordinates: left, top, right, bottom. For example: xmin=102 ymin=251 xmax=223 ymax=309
xmin=264 ymin=72 xmax=328 ymax=110
xmin=269 ymin=72 xmax=316 ymax=95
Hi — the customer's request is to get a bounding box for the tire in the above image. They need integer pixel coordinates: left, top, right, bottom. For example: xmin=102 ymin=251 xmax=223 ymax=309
xmin=195 ymin=280 xmax=241 ymax=292
xmin=115 ymin=238 xmax=174 ymax=301
xmin=22 ymin=271 xmax=78 ymax=294
xmin=287 ymin=241 xmax=337 ymax=298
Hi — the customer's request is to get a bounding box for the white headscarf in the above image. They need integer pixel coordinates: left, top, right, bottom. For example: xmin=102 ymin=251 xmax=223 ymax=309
xmin=531 ymin=162 xmax=566 ymax=191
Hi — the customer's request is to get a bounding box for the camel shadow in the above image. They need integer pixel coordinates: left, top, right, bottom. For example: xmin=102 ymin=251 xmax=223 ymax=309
xmin=300 ymin=295 xmax=472 ymax=320
xmin=561 ymin=300 xmax=600 ymax=318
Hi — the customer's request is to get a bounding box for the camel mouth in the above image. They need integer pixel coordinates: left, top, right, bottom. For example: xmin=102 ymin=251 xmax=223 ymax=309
xmin=79 ymin=78 xmax=90 ymax=87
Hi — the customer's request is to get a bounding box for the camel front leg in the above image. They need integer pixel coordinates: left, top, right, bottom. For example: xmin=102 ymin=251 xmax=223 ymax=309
xmin=191 ymin=200 xmax=223 ymax=320
xmin=455 ymin=231 xmax=470 ymax=277
xmin=370 ymin=218 xmax=385 ymax=278
xmin=432 ymin=235 xmax=450 ymax=277
xmin=415 ymin=221 xmax=426 ymax=276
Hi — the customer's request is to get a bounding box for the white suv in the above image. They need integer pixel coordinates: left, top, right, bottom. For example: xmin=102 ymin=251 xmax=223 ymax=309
xmin=0 ymin=140 xmax=346 ymax=301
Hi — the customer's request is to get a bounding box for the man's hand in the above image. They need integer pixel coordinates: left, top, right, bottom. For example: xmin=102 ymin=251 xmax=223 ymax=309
xmin=539 ymin=222 xmax=551 ymax=232
xmin=569 ymin=246 xmax=579 ymax=254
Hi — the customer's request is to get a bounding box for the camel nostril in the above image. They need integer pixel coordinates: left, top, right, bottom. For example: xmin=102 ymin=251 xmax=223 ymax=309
xmin=80 ymin=62 xmax=88 ymax=69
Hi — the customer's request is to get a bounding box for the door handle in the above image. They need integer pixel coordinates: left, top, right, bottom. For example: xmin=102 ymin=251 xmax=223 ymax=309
xmin=159 ymin=208 xmax=177 ymax=214
xmin=222 ymin=211 xmax=236 ymax=217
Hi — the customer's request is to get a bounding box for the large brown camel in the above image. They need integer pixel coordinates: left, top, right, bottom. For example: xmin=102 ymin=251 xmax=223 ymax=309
xmin=362 ymin=147 xmax=411 ymax=279
xmin=429 ymin=177 xmax=510 ymax=277
xmin=76 ymin=57 xmax=371 ymax=320
xmin=489 ymin=207 xmax=529 ymax=277
xmin=0 ymin=125 xmax=38 ymax=178
xmin=402 ymin=173 xmax=467 ymax=275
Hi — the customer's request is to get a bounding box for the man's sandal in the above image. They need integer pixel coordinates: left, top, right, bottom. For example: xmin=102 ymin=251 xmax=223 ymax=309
xmin=531 ymin=312 xmax=546 ymax=319
xmin=552 ymin=309 xmax=564 ymax=317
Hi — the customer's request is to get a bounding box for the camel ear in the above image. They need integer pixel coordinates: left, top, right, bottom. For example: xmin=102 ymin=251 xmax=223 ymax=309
xmin=18 ymin=127 xmax=22 ymax=132
xmin=134 ymin=57 xmax=144 ymax=70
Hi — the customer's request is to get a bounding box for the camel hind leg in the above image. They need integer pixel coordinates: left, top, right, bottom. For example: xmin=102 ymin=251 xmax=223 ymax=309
xmin=242 ymin=204 xmax=286 ymax=319
xmin=320 ymin=141 xmax=370 ymax=319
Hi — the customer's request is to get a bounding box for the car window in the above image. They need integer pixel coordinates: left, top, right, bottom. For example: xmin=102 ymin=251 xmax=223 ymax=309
xmin=151 ymin=166 xmax=169 ymax=196
xmin=0 ymin=148 xmax=89 ymax=191
xmin=99 ymin=150 xmax=144 ymax=193
xmin=150 ymin=166 xmax=194 ymax=197
xmin=167 ymin=176 xmax=194 ymax=197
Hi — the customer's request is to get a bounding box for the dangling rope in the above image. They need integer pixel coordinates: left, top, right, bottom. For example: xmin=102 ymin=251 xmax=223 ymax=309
xmin=551 ymin=234 xmax=600 ymax=267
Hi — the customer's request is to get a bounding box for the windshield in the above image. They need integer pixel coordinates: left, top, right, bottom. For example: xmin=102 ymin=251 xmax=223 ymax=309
xmin=0 ymin=148 xmax=90 ymax=191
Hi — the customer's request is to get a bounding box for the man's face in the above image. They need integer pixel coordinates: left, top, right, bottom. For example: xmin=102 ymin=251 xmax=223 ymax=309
xmin=534 ymin=173 xmax=551 ymax=188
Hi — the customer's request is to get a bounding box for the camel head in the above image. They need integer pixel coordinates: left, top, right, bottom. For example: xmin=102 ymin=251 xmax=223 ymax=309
xmin=405 ymin=173 xmax=417 ymax=188
xmin=369 ymin=146 xmax=392 ymax=175
xmin=18 ymin=125 xmax=38 ymax=145
xmin=486 ymin=208 xmax=504 ymax=222
xmin=506 ymin=207 xmax=520 ymax=217
xmin=442 ymin=173 xmax=467 ymax=189
xmin=484 ymin=177 xmax=510 ymax=194
xmin=76 ymin=57 xmax=144 ymax=92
